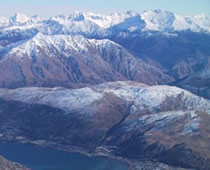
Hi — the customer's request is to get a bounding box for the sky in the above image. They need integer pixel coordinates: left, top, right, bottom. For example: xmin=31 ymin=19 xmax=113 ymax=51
xmin=0 ymin=0 xmax=209 ymax=17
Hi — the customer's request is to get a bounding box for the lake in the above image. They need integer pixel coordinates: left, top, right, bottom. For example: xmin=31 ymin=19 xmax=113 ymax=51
xmin=0 ymin=142 xmax=128 ymax=170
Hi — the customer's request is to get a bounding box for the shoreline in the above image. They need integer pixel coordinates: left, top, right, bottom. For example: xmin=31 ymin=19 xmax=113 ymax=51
xmin=0 ymin=139 xmax=188 ymax=170
xmin=0 ymin=139 xmax=133 ymax=169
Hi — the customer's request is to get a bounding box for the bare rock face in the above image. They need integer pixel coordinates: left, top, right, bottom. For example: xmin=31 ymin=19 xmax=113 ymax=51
xmin=0 ymin=81 xmax=209 ymax=169
xmin=0 ymin=156 xmax=30 ymax=170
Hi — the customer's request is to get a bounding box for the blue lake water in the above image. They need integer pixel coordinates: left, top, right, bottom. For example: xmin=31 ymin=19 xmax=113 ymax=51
xmin=0 ymin=142 xmax=128 ymax=170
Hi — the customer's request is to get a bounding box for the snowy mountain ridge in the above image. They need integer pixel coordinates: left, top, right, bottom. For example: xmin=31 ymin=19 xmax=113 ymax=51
xmin=5 ymin=32 xmax=119 ymax=57
xmin=1 ymin=10 xmax=210 ymax=33
xmin=0 ymin=81 xmax=209 ymax=113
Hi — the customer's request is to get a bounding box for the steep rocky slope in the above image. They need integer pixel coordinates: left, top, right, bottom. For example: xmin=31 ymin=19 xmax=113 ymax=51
xmin=0 ymin=81 xmax=209 ymax=169
xmin=0 ymin=156 xmax=29 ymax=170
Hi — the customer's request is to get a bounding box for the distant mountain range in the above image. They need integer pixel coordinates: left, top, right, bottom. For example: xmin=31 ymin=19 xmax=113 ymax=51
xmin=1 ymin=10 xmax=210 ymax=33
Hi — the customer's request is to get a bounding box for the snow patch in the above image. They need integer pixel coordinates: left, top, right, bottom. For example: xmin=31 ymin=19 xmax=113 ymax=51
xmin=0 ymin=87 xmax=103 ymax=112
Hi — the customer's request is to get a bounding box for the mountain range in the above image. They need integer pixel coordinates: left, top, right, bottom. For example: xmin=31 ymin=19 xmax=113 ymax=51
xmin=1 ymin=10 xmax=210 ymax=33
xmin=0 ymin=10 xmax=210 ymax=170
xmin=0 ymin=10 xmax=210 ymax=99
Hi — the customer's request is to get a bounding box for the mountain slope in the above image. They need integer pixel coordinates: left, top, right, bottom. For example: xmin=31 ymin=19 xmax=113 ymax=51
xmin=0 ymin=81 xmax=209 ymax=169
xmin=174 ymin=57 xmax=210 ymax=99
xmin=0 ymin=156 xmax=29 ymax=170
xmin=0 ymin=33 xmax=172 ymax=88
xmin=109 ymin=30 xmax=210 ymax=99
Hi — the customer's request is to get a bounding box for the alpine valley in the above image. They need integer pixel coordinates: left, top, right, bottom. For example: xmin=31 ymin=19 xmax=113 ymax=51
xmin=0 ymin=10 xmax=210 ymax=170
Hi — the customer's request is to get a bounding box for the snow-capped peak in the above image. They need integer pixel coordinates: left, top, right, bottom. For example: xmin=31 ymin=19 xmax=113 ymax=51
xmin=10 ymin=12 xmax=30 ymax=24
xmin=69 ymin=11 xmax=86 ymax=21
xmin=5 ymin=32 xmax=124 ymax=60
xmin=141 ymin=9 xmax=175 ymax=31
xmin=6 ymin=33 xmax=91 ymax=57
xmin=76 ymin=10 xmax=139 ymax=28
